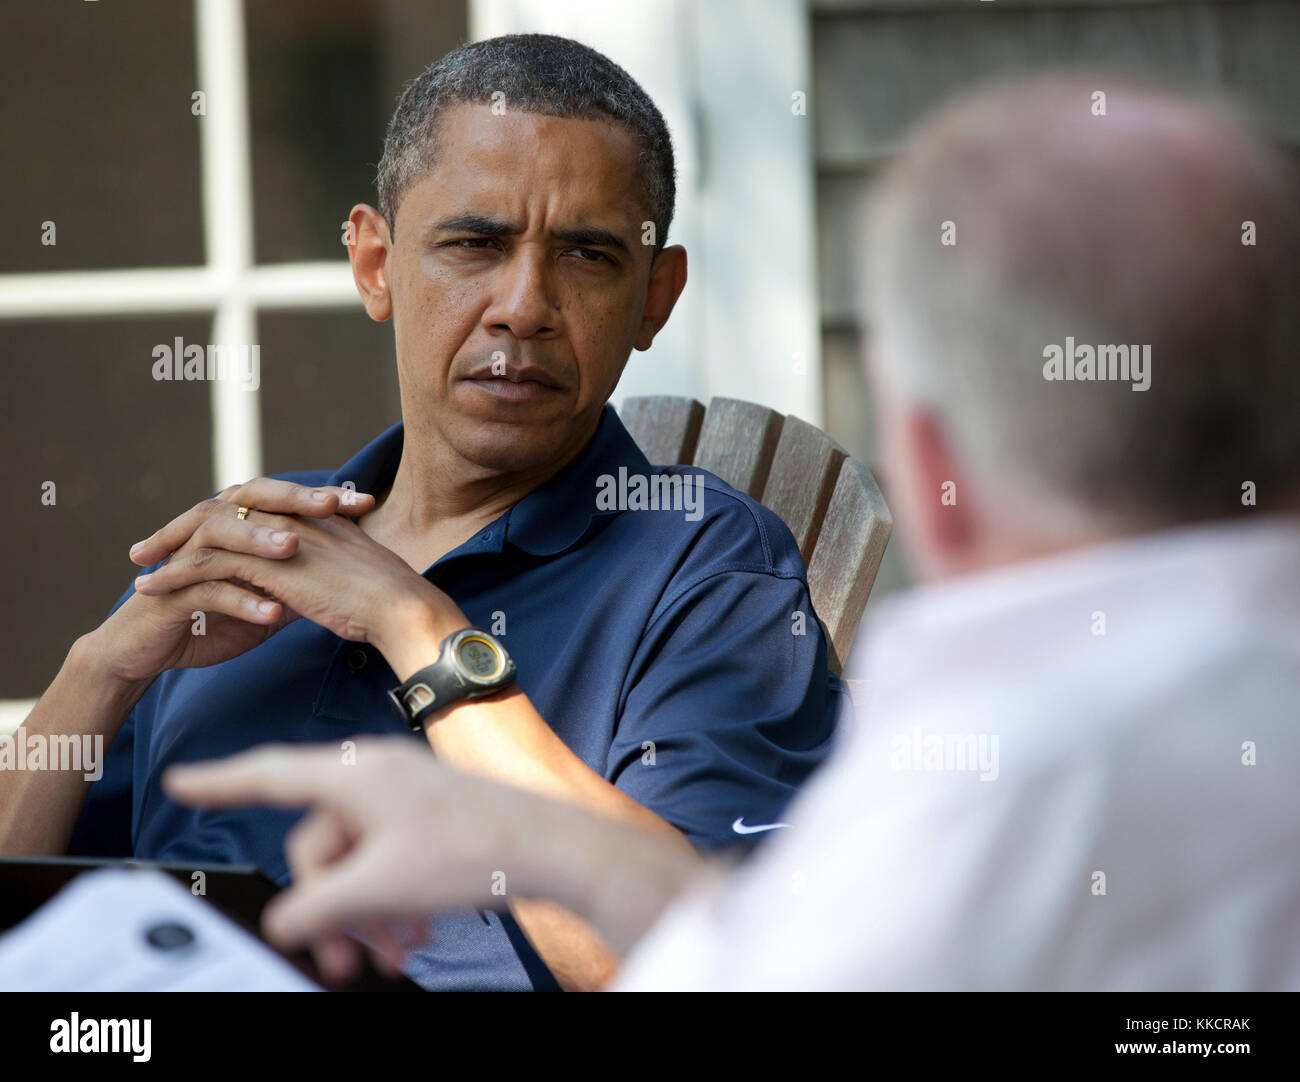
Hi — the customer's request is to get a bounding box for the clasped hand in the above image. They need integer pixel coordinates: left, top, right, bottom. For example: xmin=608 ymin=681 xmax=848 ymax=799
xmin=98 ymin=478 xmax=455 ymax=683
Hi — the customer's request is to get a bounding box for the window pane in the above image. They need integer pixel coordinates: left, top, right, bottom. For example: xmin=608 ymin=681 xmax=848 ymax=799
xmin=1 ymin=317 xmax=214 ymax=697
xmin=257 ymin=310 xmax=401 ymax=477
xmin=246 ymin=0 xmax=468 ymax=264
xmin=0 ymin=2 xmax=203 ymax=272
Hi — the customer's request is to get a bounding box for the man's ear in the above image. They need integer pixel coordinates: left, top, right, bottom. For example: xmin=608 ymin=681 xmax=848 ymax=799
xmin=901 ymin=408 xmax=979 ymax=566
xmin=634 ymin=244 xmax=688 ymax=351
xmin=347 ymin=204 xmax=394 ymax=322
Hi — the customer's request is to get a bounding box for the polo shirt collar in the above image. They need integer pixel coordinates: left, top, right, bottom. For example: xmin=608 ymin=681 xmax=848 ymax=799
xmin=505 ymin=404 xmax=652 ymax=556
xmin=326 ymin=421 xmax=404 ymax=495
xmin=325 ymin=403 xmax=651 ymax=558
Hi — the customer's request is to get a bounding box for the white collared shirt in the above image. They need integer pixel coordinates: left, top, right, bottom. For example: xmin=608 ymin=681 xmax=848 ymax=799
xmin=615 ymin=516 xmax=1300 ymax=990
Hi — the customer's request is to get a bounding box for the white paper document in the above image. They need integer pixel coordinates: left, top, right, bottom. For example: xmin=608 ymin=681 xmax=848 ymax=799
xmin=0 ymin=867 xmax=321 ymax=991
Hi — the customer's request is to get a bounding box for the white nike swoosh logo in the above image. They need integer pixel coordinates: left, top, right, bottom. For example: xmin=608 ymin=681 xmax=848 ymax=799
xmin=732 ymin=817 xmax=792 ymax=835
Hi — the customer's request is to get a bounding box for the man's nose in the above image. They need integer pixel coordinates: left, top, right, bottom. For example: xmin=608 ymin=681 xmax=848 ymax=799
xmin=482 ymin=248 xmax=561 ymax=339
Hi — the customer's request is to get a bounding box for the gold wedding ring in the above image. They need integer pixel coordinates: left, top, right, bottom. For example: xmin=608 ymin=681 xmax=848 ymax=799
xmin=235 ymin=506 xmax=252 ymax=520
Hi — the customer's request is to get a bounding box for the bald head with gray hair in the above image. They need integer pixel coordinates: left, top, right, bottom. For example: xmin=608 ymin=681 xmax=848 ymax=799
xmin=862 ymin=74 xmax=1300 ymax=530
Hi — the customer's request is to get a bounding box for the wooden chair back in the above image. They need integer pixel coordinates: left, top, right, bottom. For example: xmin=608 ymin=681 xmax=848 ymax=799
xmin=620 ymin=395 xmax=892 ymax=673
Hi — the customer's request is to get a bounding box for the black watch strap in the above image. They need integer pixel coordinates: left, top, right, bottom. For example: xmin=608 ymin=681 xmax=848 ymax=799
xmin=387 ymin=627 xmax=516 ymax=731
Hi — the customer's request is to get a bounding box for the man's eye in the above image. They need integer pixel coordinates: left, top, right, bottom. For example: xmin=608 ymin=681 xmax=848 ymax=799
xmin=567 ymin=247 xmax=608 ymax=263
xmin=451 ymin=238 xmax=494 ymax=249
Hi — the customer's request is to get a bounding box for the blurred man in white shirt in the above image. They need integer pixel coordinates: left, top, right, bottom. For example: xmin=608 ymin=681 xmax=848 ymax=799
xmin=163 ymin=73 xmax=1300 ymax=990
xmin=618 ymin=515 xmax=1300 ymax=989
xmin=612 ymin=74 xmax=1300 ymax=990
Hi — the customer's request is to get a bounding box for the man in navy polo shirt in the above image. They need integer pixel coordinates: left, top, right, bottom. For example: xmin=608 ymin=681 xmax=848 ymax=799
xmin=0 ymin=35 xmax=840 ymax=990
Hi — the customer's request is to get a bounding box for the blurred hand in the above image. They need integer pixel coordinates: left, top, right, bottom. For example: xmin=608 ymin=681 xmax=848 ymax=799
xmin=162 ymin=739 xmax=566 ymax=982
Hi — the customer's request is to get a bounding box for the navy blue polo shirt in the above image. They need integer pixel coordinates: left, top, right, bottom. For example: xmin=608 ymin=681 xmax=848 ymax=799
xmin=69 ymin=404 xmax=843 ymax=989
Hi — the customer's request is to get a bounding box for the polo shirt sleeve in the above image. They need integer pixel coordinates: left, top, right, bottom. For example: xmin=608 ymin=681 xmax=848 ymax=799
xmin=607 ymin=558 xmax=843 ymax=853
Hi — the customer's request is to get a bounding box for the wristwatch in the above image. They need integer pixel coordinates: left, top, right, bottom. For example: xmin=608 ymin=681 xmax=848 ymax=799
xmin=387 ymin=627 xmax=517 ymax=731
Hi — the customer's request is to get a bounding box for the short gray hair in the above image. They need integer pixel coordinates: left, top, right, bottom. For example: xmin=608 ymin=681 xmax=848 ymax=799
xmin=377 ymin=34 xmax=675 ymax=249
xmin=863 ymin=73 xmax=1300 ymax=527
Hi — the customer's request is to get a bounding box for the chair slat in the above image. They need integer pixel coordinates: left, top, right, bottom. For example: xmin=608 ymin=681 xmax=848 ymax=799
xmin=806 ymin=458 xmax=893 ymax=675
xmin=691 ymin=397 xmax=783 ymax=497
xmin=620 ymin=395 xmax=704 ymax=465
xmin=761 ymin=415 xmax=847 ymax=565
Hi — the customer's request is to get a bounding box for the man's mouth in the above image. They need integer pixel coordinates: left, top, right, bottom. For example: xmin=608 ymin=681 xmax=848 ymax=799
xmin=464 ymin=362 xmax=565 ymax=402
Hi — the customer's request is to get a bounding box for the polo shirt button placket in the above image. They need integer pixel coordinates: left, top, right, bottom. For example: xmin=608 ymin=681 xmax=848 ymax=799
xmin=346 ymin=647 xmax=369 ymax=674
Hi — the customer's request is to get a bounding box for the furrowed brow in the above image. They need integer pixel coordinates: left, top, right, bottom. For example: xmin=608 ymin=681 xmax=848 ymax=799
xmin=553 ymin=226 xmax=630 ymax=256
xmin=428 ymin=214 xmax=519 ymax=238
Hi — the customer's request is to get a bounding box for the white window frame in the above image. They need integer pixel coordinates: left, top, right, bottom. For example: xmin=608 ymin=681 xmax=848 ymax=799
xmin=0 ymin=0 xmax=358 ymax=727
xmin=0 ymin=0 xmax=358 ymax=495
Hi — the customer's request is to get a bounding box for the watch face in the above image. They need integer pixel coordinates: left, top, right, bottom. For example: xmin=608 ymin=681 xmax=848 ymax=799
xmin=457 ymin=635 xmax=503 ymax=681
